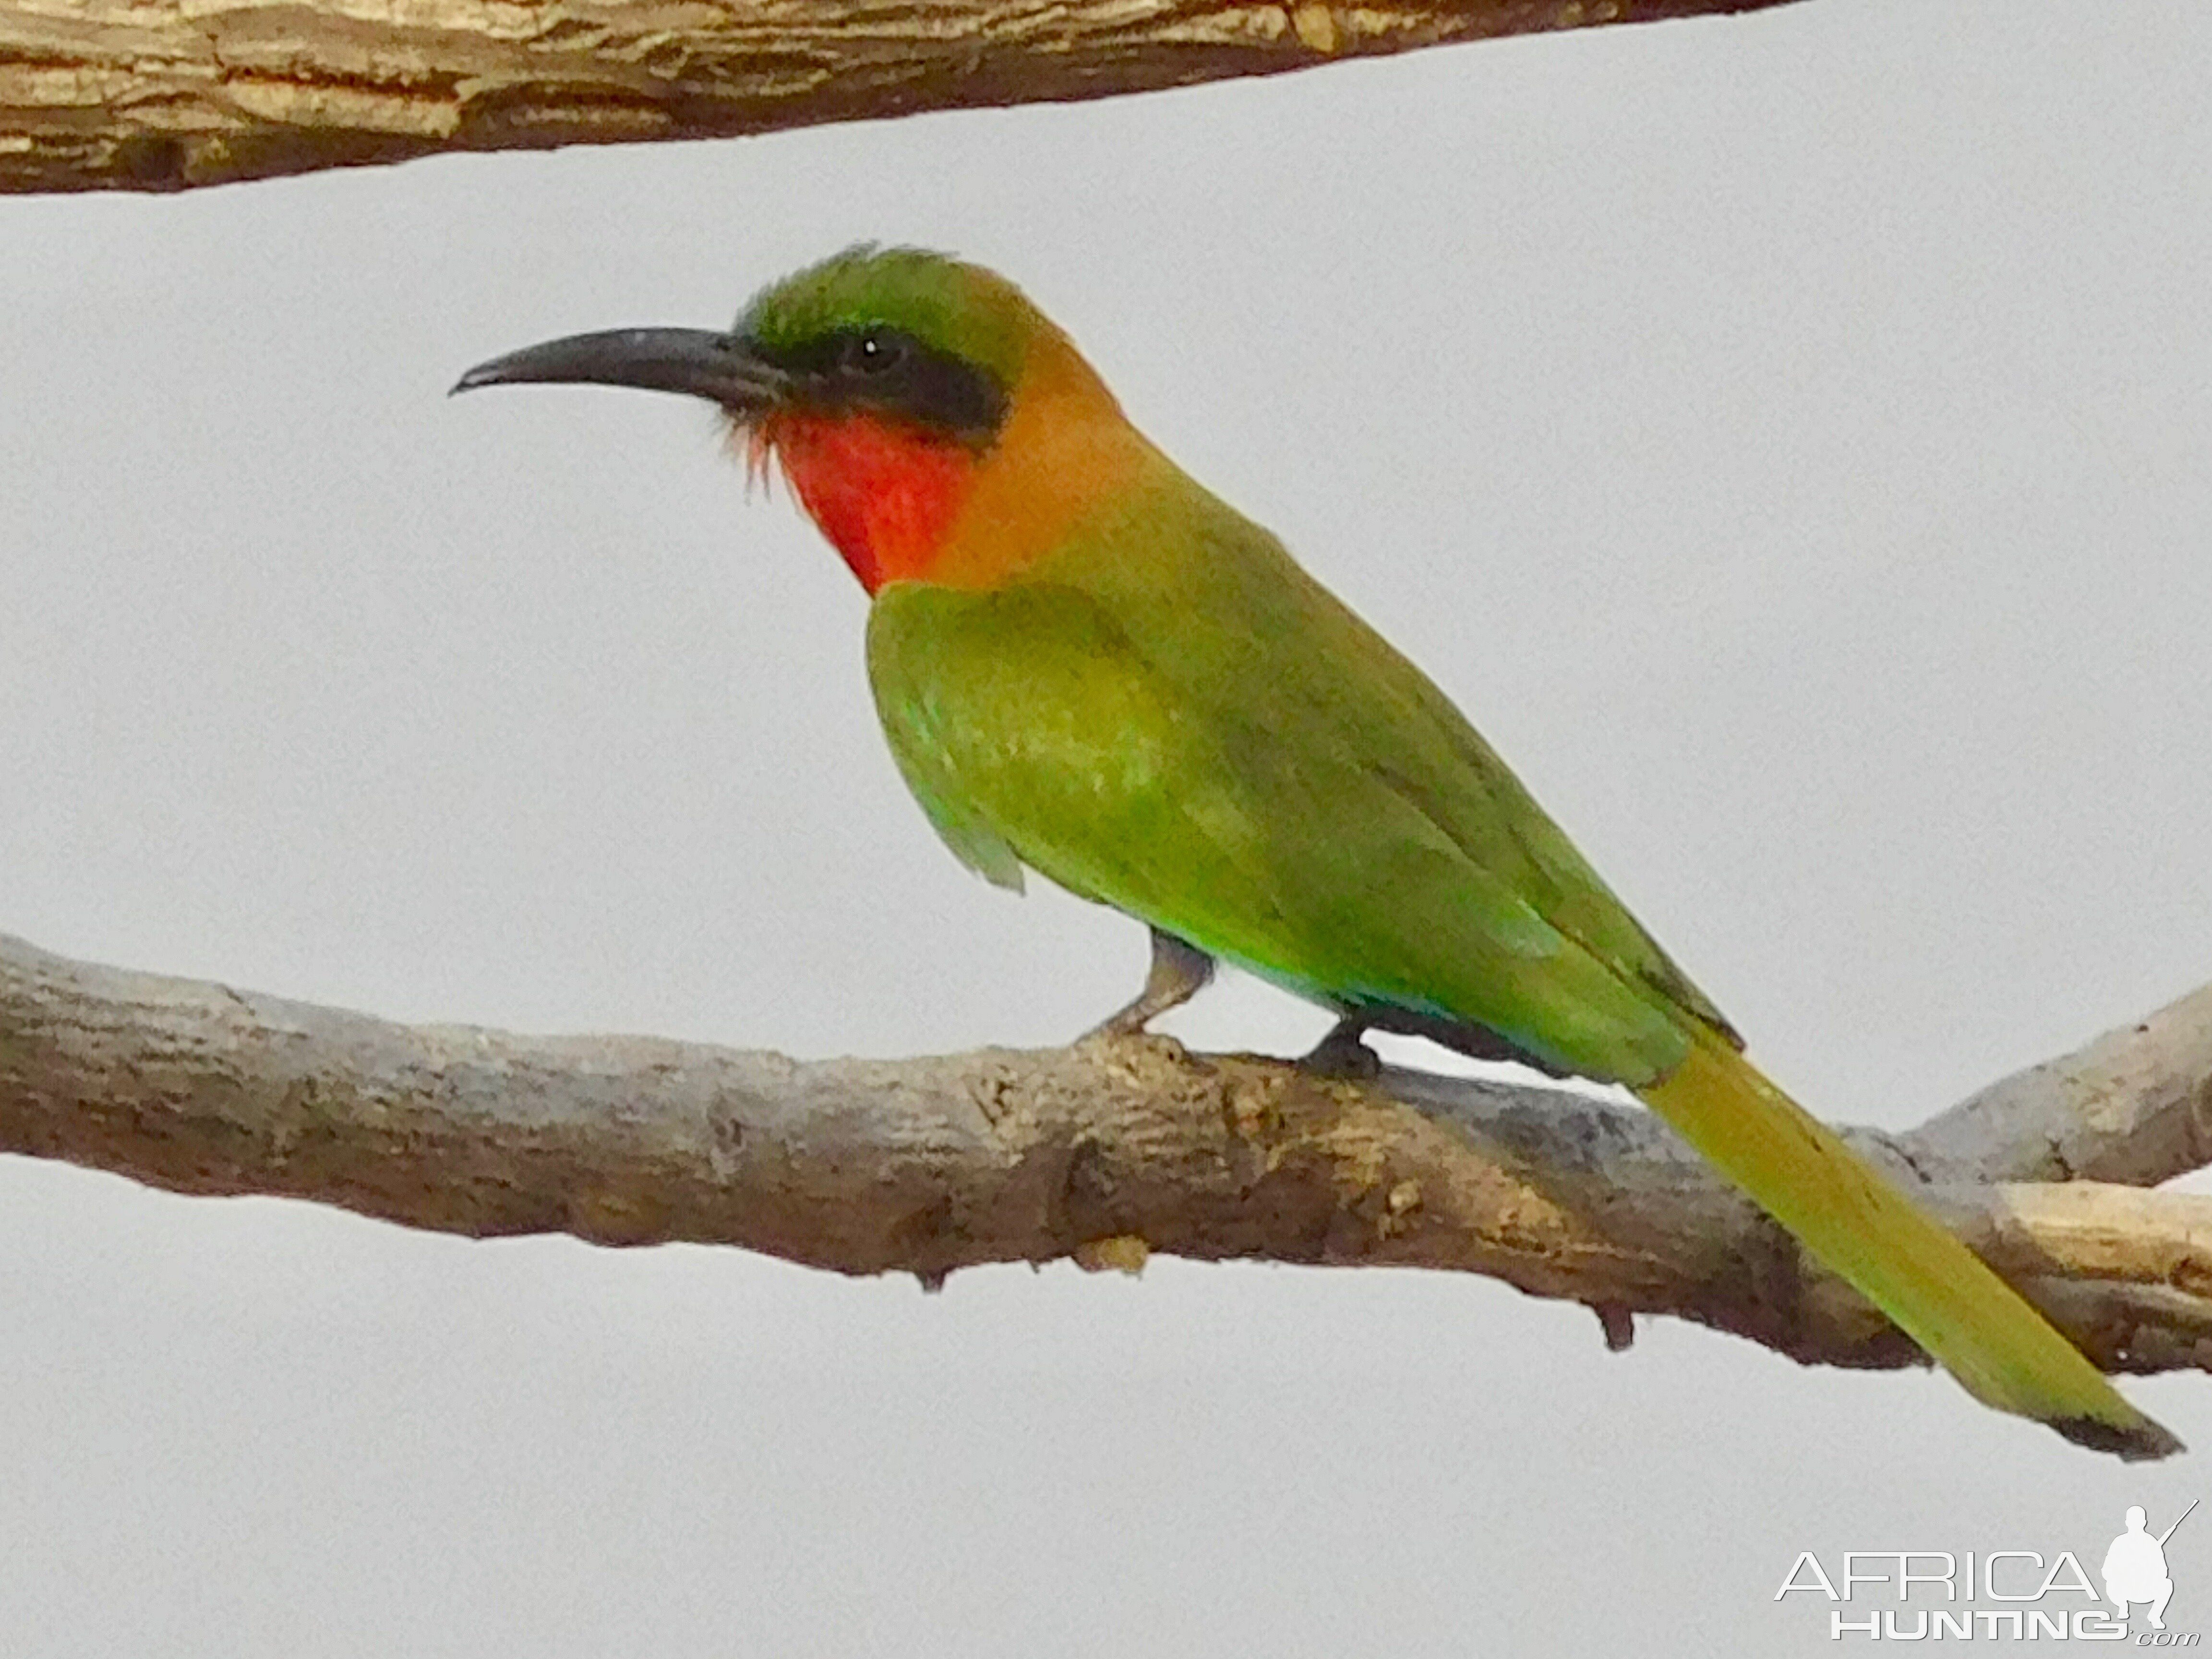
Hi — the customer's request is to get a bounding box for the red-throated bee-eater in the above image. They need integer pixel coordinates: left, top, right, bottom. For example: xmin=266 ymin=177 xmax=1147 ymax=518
xmin=456 ymin=245 xmax=2176 ymax=1459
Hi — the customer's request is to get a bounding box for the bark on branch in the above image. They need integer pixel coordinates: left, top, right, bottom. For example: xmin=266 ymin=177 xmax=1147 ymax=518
xmin=4 ymin=929 xmax=2211 ymax=1383
xmin=0 ymin=0 xmax=1806 ymax=194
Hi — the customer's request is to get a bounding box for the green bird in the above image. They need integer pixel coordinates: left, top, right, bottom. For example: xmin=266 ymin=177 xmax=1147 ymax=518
xmin=457 ymin=245 xmax=2176 ymax=1459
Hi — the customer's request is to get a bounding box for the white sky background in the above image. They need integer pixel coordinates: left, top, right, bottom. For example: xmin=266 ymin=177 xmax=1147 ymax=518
xmin=5 ymin=0 xmax=2212 ymax=1650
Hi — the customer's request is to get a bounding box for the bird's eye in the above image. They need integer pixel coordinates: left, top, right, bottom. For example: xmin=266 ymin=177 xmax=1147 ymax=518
xmin=847 ymin=331 xmax=904 ymax=375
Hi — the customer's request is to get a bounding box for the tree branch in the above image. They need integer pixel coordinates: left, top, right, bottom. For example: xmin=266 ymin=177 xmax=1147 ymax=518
xmin=4 ymin=929 xmax=2210 ymax=1383
xmin=1911 ymin=983 xmax=2212 ymax=1189
xmin=0 ymin=0 xmax=1807 ymax=195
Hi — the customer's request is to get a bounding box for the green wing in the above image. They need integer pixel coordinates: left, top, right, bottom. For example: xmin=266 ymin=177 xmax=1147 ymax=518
xmin=867 ymin=578 xmax=1289 ymax=939
xmin=866 ymin=463 xmax=1732 ymax=1085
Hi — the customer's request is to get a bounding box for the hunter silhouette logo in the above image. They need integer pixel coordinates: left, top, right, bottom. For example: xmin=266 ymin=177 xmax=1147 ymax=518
xmin=2105 ymin=1502 xmax=2195 ymax=1631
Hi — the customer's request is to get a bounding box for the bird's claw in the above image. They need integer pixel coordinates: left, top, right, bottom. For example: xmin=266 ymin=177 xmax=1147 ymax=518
xmin=1300 ymin=1021 xmax=1381 ymax=1080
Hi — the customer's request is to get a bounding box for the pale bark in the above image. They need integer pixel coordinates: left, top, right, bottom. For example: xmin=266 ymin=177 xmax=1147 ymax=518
xmin=0 ymin=0 xmax=1805 ymax=194
xmin=4 ymin=929 xmax=2210 ymax=1381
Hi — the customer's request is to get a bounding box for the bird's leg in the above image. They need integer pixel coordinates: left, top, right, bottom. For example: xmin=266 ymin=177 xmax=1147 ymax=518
xmin=1084 ymin=927 xmax=1215 ymax=1039
xmin=1301 ymin=1017 xmax=1382 ymax=1080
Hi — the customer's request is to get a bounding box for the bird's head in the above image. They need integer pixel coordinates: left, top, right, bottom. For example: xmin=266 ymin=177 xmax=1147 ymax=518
xmin=456 ymin=246 xmax=1143 ymax=593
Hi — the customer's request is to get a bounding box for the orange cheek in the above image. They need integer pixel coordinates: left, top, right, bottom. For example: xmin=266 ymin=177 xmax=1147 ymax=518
xmin=768 ymin=413 xmax=978 ymax=593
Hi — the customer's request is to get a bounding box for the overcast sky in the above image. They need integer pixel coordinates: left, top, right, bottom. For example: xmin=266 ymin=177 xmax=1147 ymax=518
xmin=6 ymin=1 xmax=2212 ymax=1652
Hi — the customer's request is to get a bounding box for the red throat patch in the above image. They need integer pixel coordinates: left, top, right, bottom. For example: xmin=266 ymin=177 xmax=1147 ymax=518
xmin=759 ymin=412 xmax=979 ymax=594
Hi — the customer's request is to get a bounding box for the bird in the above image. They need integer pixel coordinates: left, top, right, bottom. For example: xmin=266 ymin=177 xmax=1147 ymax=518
xmin=455 ymin=244 xmax=2177 ymax=1459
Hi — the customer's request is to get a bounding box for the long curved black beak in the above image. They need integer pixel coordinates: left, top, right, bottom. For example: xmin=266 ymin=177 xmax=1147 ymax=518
xmin=451 ymin=327 xmax=789 ymax=417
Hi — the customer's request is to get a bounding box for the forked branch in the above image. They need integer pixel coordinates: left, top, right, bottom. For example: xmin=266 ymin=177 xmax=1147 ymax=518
xmin=3 ymin=930 xmax=2210 ymax=1381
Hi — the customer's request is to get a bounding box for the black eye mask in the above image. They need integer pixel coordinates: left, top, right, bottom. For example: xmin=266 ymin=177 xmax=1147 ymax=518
xmin=771 ymin=326 xmax=1010 ymax=447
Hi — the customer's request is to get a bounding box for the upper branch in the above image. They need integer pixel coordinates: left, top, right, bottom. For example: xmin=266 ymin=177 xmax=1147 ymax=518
xmin=0 ymin=0 xmax=1807 ymax=194
xmin=4 ymin=929 xmax=2211 ymax=1382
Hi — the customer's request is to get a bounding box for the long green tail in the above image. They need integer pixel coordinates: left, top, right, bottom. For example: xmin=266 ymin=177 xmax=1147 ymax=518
xmin=1639 ymin=1032 xmax=2179 ymax=1459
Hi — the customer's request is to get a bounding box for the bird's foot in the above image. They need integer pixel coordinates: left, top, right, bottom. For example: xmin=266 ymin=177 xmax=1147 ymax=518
xmin=1080 ymin=927 xmax=1215 ymax=1042
xmin=1300 ymin=1019 xmax=1381 ymax=1081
